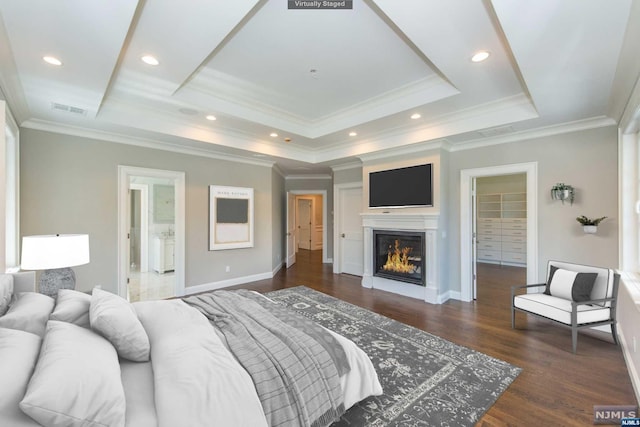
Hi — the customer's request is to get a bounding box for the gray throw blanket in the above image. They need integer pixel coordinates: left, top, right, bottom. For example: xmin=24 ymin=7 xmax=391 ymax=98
xmin=183 ymin=291 xmax=346 ymax=427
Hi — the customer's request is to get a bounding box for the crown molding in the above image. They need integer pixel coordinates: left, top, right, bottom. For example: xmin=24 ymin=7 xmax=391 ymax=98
xmin=285 ymin=174 xmax=332 ymax=180
xmin=447 ymin=116 xmax=617 ymax=152
xmin=357 ymin=139 xmax=450 ymax=163
xmin=330 ymin=161 xmax=363 ymax=172
xmin=271 ymin=163 xmax=286 ymax=179
xmin=21 ymin=119 xmax=276 ymax=168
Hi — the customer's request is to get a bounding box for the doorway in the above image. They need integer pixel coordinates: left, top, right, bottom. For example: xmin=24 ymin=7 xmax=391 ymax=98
xmin=118 ymin=166 xmax=185 ymax=301
xmin=285 ymin=190 xmax=328 ymax=266
xmin=460 ymin=162 xmax=538 ymax=302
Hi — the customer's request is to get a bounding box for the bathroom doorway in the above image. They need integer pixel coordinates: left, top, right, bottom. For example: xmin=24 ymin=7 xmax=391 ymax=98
xmin=118 ymin=166 xmax=185 ymax=301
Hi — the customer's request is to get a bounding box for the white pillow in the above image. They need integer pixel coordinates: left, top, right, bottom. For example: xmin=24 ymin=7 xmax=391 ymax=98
xmin=0 ymin=327 xmax=42 ymax=427
xmin=20 ymin=321 xmax=126 ymax=427
xmin=90 ymin=288 xmax=150 ymax=362
xmin=50 ymin=289 xmax=91 ymax=327
xmin=0 ymin=274 xmax=14 ymax=316
xmin=0 ymin=292 xmax=55 ymax=337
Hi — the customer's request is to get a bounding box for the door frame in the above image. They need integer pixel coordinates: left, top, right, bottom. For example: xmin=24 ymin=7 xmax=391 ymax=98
xmin=460 ymin=162 xmax=538 ymax=302
xmin=118 ymin=166 xmax=186 ymax=299
xmin=333 ymin=182 xmax=363 ymax=274
xmin=286 ymin=190 xmax=328 ymax=263
xmin=129 ymin=184 xmax=149 ymax=272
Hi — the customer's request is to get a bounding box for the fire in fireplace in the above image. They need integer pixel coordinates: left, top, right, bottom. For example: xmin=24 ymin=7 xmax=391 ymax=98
xmin=373 ymin=230 xmax=425 ymax=286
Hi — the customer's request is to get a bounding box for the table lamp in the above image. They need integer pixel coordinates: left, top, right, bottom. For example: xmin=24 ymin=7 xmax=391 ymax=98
xmin=21 ymin=234 xmax=90 ymax=298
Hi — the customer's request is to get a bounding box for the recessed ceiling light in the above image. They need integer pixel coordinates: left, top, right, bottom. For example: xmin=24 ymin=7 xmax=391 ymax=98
xmin=349 ymin=131 xmax=357 ymax=137
xmin=141 ymin=55 xmax=159 ymax=66
xmin=205 ymin=115 xmax=216 ymax=121
xmin=284 ymin=137 xmax=292 ymax=143
xmin=270 ymin=132 xmax=278 ymax=137
xmin=471 ymin=50 xmax=490 ymax=62
xmin=411 ymin=113 xmax=421 ymax=120
xmin=43 ymin=56 xmax=62 ymax=66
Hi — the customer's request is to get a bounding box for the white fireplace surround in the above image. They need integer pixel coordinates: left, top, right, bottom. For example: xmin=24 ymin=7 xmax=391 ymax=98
xmin=362 ymin=212 xmax=440 ymax=303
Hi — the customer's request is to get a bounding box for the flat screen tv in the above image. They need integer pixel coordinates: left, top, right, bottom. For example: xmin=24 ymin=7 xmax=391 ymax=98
xmin=369 ymin=164 xmax=433 ymax=208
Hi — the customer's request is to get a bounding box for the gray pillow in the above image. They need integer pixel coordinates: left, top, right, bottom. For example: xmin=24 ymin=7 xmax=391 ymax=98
xmin=50 ymin=289 xmax=91 ymax=328
xmin=0 ymin=292 xmax=55 ymax=337
xmin=90 ymin=288 xmax=150 ymax=362
xmin=0 ymin=274 xmax=14 ymax=316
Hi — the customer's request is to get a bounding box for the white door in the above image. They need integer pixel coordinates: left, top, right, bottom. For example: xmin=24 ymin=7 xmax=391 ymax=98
xmin=339 ymin=187 xmax=363 ymax=276
xmin=297 ymin=199 xmax=312 ymax=250
xmin=285 ymin=192 xmax=296 ymax=268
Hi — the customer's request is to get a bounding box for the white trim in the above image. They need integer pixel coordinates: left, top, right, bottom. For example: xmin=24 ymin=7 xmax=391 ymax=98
xmin=286 ymin=189 xmax=329 ymax=263
xmin=4 ymin=103 xmax=20 ymax=269
xmin=333 ymin=182 xmax=363 ymax=274
xmin=618 ymin=328 xmax=640 ymax=405
xmin=619 ymin=131 xmax=639 ymax=271
xmin=330 ymin=161 xmax=363 ymax=172
xmin=460 ymin=162 xmax=538 ymax=302
xmin=285 ymin=174 xmax=332 ymax=180
xmin=118 ymin=166 xmax=186 ymax=298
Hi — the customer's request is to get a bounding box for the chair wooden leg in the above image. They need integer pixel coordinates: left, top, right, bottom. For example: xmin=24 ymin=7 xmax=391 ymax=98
xmin=572 ymin=327 xmax=578 ymax=354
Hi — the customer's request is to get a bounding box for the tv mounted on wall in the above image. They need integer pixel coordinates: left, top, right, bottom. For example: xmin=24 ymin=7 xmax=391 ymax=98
xmin=369 ymin=163 xmax=433 ymax=208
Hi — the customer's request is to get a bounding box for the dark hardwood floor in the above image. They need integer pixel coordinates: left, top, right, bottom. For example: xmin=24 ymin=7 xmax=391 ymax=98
xmin=230 ymin=250 xmax=636 ymax=426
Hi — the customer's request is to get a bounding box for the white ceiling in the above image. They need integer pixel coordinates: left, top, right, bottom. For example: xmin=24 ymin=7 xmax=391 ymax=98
xmin=0 ymin=0 xmax=638 ymax=175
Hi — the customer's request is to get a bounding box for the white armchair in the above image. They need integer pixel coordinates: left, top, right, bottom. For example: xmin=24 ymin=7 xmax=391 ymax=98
xmin=511 ymin=260 xmax=619 ymax=353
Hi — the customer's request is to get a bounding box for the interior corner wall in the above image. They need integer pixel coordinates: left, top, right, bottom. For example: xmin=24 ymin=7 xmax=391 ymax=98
xmin=285 ymin=177 xmax=334 ymax=261
xmin=20 ymin=128 xmax=277 ymax=294
xmin=447 ymin=126 xmax=619 ymax=293
xmin=333 ymin=166 xmax=363 ymax=185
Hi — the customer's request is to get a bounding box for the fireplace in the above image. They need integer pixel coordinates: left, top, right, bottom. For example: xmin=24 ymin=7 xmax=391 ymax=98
xmin=373 ymin=230 xmax=425 ymax=286
xmin=362 ymin=213 xmax=439 ymax=303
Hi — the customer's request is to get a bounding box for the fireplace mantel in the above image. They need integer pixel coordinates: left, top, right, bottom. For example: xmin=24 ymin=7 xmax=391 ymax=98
xmin=361 ymin=212 xmax=441 ymax=303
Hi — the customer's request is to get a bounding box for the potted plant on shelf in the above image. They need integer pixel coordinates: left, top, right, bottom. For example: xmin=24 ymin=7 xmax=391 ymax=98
xmin=551 ymin=183 xmax=575 ymax=205
xmin=576 ymin=215 xmax=607 ymax=234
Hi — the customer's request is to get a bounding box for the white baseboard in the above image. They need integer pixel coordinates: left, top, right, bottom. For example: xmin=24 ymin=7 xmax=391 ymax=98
xmin=184 ymin=271 xmax=274 ymax=295
xmin=618 ymin=328 xmax=640 ymax=406
xmin=272 ymin=262 xmax=283 ymax=276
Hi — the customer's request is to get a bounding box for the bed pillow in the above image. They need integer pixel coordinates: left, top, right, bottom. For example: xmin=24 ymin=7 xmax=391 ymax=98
xmin=0 ymin=327 xmax=42 ymax=427
xmin=90 ymin=288 xmax=150 ymax=362
xmin=546 ymin=267 xmax=597 ymax=302
xmin=20 ymin=321 xmax=126 ymax=427
xmin=50 ymin=289 xmax=91 ymax=327
xmin=0 ymin=292 xmax=55 ymax=337
xmin=0 ymin=274 xmax=14 ymax=316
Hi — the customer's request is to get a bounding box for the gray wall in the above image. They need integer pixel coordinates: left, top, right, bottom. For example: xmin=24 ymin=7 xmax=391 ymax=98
xmin=20 ymin=128 xmax=281 ymax=294
xmin=333 ymin=165 xmax=362 ymax=185
xmin=446 ymin=126 xmax=619 ymax=291
xmin=285 ymin=177 xmax=334 ymax=260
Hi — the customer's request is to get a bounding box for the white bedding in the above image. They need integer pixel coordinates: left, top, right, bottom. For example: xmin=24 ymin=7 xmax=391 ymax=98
xmin=1 ymin=285 xmax=382 ymax=427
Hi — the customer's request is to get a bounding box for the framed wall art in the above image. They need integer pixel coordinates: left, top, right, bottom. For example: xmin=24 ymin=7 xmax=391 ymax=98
xmin=209 ymin=185 xmax=254 ymax=250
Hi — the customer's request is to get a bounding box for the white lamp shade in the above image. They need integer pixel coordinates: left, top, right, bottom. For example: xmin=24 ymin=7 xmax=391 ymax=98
xmin=21 ymin=234 xmax=90 ymax=270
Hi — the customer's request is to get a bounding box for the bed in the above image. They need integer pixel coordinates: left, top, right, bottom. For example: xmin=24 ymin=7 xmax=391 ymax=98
xmin=0 ymin=273 xmax=382 ymax=427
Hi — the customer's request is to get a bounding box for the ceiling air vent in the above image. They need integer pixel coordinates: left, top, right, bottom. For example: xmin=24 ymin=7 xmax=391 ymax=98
xmin=51 ymin=102 xmax=88 ymax=116
xmin=478 ymin=125 xmax=514 ymax=138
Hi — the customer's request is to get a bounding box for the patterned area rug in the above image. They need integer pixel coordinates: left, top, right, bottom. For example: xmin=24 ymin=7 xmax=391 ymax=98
xmin=265 ymin=286 xmax=521 ymax=427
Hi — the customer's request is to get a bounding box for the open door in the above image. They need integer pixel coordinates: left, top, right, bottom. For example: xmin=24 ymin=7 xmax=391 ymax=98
xmin=285 ymin=192 xmax=296 ymax=268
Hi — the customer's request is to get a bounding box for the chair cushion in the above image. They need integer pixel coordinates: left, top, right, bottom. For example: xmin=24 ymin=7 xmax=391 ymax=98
xmin=514 ymin=293 xmax=611 ymax=325
xmin=544 ymin=266 xmax=597 ymax=302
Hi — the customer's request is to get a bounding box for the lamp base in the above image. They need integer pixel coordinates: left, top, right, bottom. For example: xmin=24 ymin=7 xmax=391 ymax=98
xmin=39 ymin=267 xmax=76 ymax=299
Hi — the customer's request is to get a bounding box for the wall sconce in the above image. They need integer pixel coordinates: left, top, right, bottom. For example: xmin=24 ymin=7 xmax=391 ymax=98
xmin=551 ymin=183 xmax=574 ymax=205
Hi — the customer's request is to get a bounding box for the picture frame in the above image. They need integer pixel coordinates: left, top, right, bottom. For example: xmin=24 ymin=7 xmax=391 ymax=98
xmin=209 ymin=185 xmax=254 ymax=250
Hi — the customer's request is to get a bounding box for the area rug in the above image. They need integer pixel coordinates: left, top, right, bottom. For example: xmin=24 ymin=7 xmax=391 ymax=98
xmin=265 ymin=286 xmax=521 ymax=427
